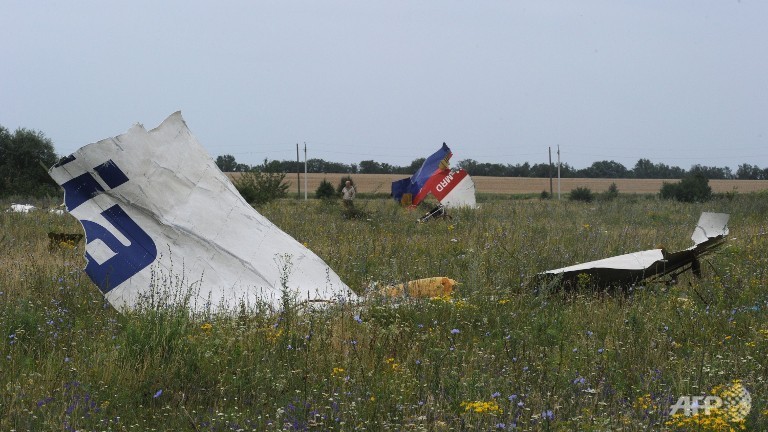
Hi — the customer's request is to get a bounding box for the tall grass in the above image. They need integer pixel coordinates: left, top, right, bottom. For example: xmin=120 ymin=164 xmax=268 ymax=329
xmin=1 ymin=194 xmax=767 ymax=430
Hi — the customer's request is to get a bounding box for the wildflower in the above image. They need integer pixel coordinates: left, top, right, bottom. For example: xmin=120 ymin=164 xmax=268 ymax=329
xmin=451 ymin=328 xmax=460 ymax=334
xmin=460 ymin=400 xmax=503 ymax=415
xmin=495 ymin=423 xmax=505 ymax=429
xmin=332 ymin=367 xmax=345 ymax=377
xmin=491 ymin=392 xmax=501 ymax=398
xmin=200 ymin=322 xmax=213 ymax=332
xmin=153 ymin=389 xmax=163 ymax=399
xmin=385 ymin=357 xmax=401 ymax=371
xmin=508 ymin=395 xmax=517 ymax=401
xmin=266 ymin=327 xmax=283 ymax=343
xmin=541 ymin=409 xmax=554 ymax=421
xmin=598 ymin=348 xmax=604 ymax=354
xmin=353 ymin=314 xmax=362 ymax=324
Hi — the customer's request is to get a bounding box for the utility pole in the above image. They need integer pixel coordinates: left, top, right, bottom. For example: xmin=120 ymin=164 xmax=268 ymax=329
xmin=557 ymin=145 xmax=561 ymax=200
xmin=303 ymin=142 xmax=308 ymax=200
xmin=296 ymin=143 xmax=301 ymax=199
xmin=548 ymin=147 xmax=553 ymax=197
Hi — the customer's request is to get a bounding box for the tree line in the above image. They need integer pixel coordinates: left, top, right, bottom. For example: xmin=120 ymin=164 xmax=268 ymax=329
xmin=216 ymin=154 xmax=768 ymax=180
xmin=2 ymin=116 xmax=767 ymax=200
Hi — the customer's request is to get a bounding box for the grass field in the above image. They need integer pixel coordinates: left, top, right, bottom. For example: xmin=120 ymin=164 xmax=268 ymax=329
xmin=228 ymin=173 xmax=768 ymax=196
xmin=2 ymin=193 xmax=768 ymax=430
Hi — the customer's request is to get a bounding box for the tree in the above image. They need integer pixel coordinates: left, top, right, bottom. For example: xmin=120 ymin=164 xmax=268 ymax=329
xmin=359 ymin=160 xmax=383 ymax=174
xmin=407 ymin=158 xmax=426 ymax=173
xmin=457 ymin=159 xmax=478 ymax=174
xmin=689 ymin=164 xmax=731 ymax=180
xmin=0 ymin=126 xmax=60 ymax=197
xmin=736 ymin=163 xmax=765 ymax=180
xmin=215 ymin=154 xmax=238 ymax=172
xmin=578 ymin=160 xmax=628 ymax=178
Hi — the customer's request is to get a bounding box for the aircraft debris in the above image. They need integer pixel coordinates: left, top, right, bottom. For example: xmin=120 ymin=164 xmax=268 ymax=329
xmin=540 ymin=212 xmax=730 ymax=290
xmin=48 ymin=112 xmax=356 ymax=313
xmin=391 ymin=143 xmax=477 ymax=209
xmin=7 ymin=204 xmax=37 ymax=213
xmin=377 ymin=277 xmax=457 ymax=299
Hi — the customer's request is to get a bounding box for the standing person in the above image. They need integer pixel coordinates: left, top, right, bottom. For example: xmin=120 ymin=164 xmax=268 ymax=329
xmin=342 ymin=180 xmax=356 ymax=208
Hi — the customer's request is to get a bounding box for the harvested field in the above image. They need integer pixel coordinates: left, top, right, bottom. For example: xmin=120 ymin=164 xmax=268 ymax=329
xmin=227 ymin=172 xmax=768 ymax=195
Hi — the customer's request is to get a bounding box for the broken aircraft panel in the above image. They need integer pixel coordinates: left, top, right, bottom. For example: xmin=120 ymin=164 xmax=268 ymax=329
xmin=540 ymin=212 xmax=730 ymax=289
xmin=48 ymin=112 xmax=356 ymax=313
xmin=391 ymin=143 xmax=478 ymax=209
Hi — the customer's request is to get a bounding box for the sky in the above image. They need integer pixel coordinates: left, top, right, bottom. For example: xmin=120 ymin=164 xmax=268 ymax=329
xmin=2 ymin=1 xmax=767 ymax=171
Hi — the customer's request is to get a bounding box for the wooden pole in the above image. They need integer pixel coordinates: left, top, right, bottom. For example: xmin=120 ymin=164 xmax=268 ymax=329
xmin=296 ymin=143 xmax=301 ymax=199
xmin=548 ymin=147 xmax=553 ymax=197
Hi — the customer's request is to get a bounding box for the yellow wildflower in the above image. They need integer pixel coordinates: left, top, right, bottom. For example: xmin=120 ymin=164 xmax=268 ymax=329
xmin=460 ymin=400 xmax=503 ymax=415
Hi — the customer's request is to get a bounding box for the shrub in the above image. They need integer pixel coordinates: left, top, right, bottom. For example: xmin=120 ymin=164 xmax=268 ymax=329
xmin=659 ymin=173 xmax=712 ymax=202
xmin=315 ymin=179 xmax=336 ymax=199
xmin=569 ymin=186 xmax=594 ymax=202
xmin=234 ymin=170 xmax=289 ymax=205
xmin=540 ymin=190 xmax=551 ymax=200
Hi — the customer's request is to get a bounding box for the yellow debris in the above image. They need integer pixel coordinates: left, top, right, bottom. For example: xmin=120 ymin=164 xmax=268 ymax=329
xmin=380 ymin=277 xmax=457 ymax=299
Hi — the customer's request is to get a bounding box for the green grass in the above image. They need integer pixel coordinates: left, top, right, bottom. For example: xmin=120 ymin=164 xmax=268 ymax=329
xmin=1 ymin=195 xmax=767 ymax=430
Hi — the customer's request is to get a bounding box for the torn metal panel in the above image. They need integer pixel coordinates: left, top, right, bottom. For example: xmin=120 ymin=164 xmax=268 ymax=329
xmin=541 ymin=212 xmax=730 ymax=289
xmin=431 ymin=169 xmax=477 ymax=209
xmin=391 ymin=144 xmax=477 ymax=209
xmin=48 ymin=112 xmax=355 ymax=313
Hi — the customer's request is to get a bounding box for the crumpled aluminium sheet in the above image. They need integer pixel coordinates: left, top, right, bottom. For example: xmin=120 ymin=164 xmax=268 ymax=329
xmin=48 ymin=112 xmax=355 ymax=313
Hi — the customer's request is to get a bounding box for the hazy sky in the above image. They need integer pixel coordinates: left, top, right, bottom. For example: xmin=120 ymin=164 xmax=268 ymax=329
xmin=3 ymin=1 xmax=767 ymax=170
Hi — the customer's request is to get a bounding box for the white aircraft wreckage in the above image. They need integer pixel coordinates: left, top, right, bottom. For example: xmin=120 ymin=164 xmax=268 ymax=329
xmin=48 ymin=112 xmax=356 ymax=313
xmin=539 ymin=212 xmax=730 ymax=290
